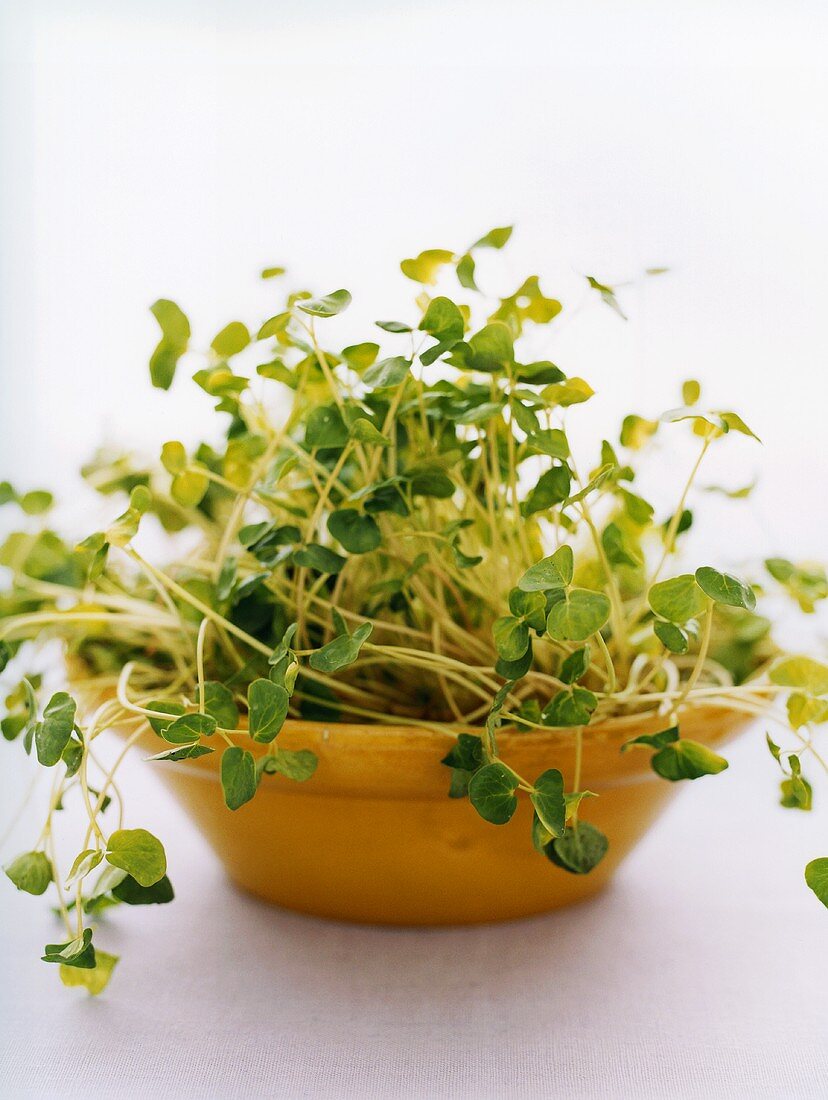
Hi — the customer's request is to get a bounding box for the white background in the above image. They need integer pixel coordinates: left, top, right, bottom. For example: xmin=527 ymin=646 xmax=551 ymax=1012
xmin=1 ymin=2 xmax=827 ymax=1098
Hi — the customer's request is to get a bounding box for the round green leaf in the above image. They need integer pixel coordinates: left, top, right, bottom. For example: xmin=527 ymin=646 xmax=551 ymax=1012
xmin=400 ymin=249 xmax=454 ymax=285
xmin=545 ymin=821 xmax=609 ymax=875
xmin=112 ymin=873 xmax=175 ymax=905
xmin=202 ymin=682 xmax=239 ymax=730
xmin=105 ymin=828 xmax=167 ymax=888
xmin=4 ymin=851 xmax=53 ymax=895
xmin=769 ymin=657 xmax=828 ymax=696
xmin=220 ymin=746 xmax=258 ymax=810
xmin=653 ymin=620 xmax=690 ymax=654
xmin=59 ymin=950 xmax=118 ymax=995
xmin=546 ymin=589 xmax=610 ymax=642
xmin=518 ymin=545 xmax=574 ymax=591
xmin=297 ymin=289 xmax=352 ymax=318
xmin=530 ymin=769 xmax=566 ymax=838
xmin=468 ymin=762 xmax=520 ymax=825
xmin=804 ymin=858 xmax=828 ymax=908
xmin=248 ymin=678 xmax=290 ymax=743
xmin=162 ymin=713 xmax=216 ymax=744
xmin=695 ymin=566 xmax=756 ymax=610
xmin=309 ymin=622 xmax=372 ymax=674
xmin=648 ymin=574 xmax=708 ymax=623
xmin=341 ymin=342 xmax=379 ymax=370
xmin=492 ymin=616 xmax=530 ymax=661
xmin=293 ymin=543 xmax=347 ymax=574
xmin=362 ymin=356 xmax=411 ymax=390
xmin=651 ymin=739 xmax=729 ymax=781
xmin=259 ymin=748 xmax=318 ymax=783
xmin=35 ymin=692 xmax=77 ymax=767
xmin=327 ymin=509 xmax=381 ymax=554
xmin=211 ymin=321 xmax=250 ymax=357
xmin=149 ymin=299 xmax=190 ymax=390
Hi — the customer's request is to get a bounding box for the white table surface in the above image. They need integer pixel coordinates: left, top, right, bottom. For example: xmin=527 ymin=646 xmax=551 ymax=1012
xmin=1 ymin=722 xmax=826 ymax=1100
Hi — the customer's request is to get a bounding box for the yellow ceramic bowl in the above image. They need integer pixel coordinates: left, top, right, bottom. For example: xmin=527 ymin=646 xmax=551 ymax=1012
xmin=115 ymin=704 xmax=749 ymax=925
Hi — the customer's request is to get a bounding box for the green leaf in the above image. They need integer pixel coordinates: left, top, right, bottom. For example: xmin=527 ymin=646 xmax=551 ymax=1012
xmin=545 ymin=821 xmax=609 ymax=874
xmin=4 ymin=851 xmax=53 ymax=895
xmin=161 ymin=713 xmax=216 ymax=744
xmin=257 ymin=311 xmax=291 ymax=339
xmin=293 ymin=543 xmax=347 ymax=574
xmin=310 ymin=622 xmax=372 ymax=673
xmin=161 ymin=440 xmax=187 ymax=474
xmin=541 ymin=687 xmax=598 ymax=728
xmin=620 ymin=414 xmax=658 ymax=449
xmin=43 ymin=928 xmax=96 ymax=969
xmin=517 ymin=546 xmax=574 ymax=591
xmin=530 ymin=769 xmax=566 ymax=838
xmin=787 ymin=693 xmax=828 ymax=729
xmin=105 ymin=829 xmax=166 ymax=887
xmin=456 ymin=253 xmax=477 ymax=290
xmin=542 ymin=377 xmax=594 ymax=408
xmin=622 ymin=726 xmax=679 ymax=752
xmin=62 ymin=739 xmax=84 ymax=777
xmin=601 ymin=522 xmax=642 ymax=568
xmin=147 ymin=700 xmax=186 ymax=737
xmin=621 ymin=489 xmax=655 ymax=526
xmin=145 ymin=743 xmax=215 ymax=763
xmin=375 ymin=320 xmax=412 ymax=333
xmin=362 ymin=356 xmax=411 ymax=389
xmin=651 ymin=739 xmax=729 ymax=781
xmin=258 ymin=749 xmax=318 ymax=782
xmin=35 ymin=692 xmax=76 ymax=767
xmin=770 ymin=657 xmax=828 ymax=696
xmin=468 ymin=762 xmax=520 ymax=825
xmin=559 ymin=645 xmax=590 ymax=685
xmin=472 ymin=225 xmax=513 ymax=249
xmin=514 ymin=361 xmax=565 ymax=386
xmin=65 ymin=849 xmax=103 ymax=889
xmin=546 ymin=589 xmax=611 ymax=642
xmin=695 ymin=566 xmax=756 ymax=610
xmin=523 ymin=424 xmax=567 ymax=459
xmin=522 ymin=466 xmax=571 ymax=515
xmin=508 ymin=588 xmax=547 ymax=631
xmin=400 ymin=249 xmax=454 ymax=285
xmin=202 ymin=682 xmax=239 ymax=730
xmin=648 ymin=574 xmax=708 ymax=623
xmin=248 ymin=678 xmax=290 ymax=743
xmin=211 ymin=321 xmax=250 ymax=357
xmin=327 ymin=508 xmax=381 ymax=554
xmin=418 ymin=296 xmax=465 ymax=343
xmin=341 ymin=342 xmax=380 ymax=370
xmin=654 ymin=620 xmax=690 ymax=654
xmin=682 ymin=379 xmax=701 ymax=405
xmin=804 ymin=858 xmax=828 ymax=908
xmin=20 ymin=490 xmax=53 ymax=515
xmin=453 ymin=322 xmax=514 ymax=373
xmin=221 ymin=746 xmax=258 ymax=810
xmin=495 ymin=643 xmax=534 ymax=681
xmin=719 ymin=411 xmax=760 ymax=441
xmin=780 ymin=775 xmax=812 ymax=811
xmin=441 ymin=733 xmax=484 ymax=772
xmin=112 ymin=873 xmax=175 ymax=905
xmin=297 ymin=289 xmax=352 ymax=317
xmin=492 ymin=616 xmax=530 ymax=661
xmin=59 ymin=950 xmax=118 ymax=995
xmin=171 ymin=469 xmax=209 ymax=507
xmin=409 ymin=469 xmax=455 ymax=498
xmin=305 ymin=405 xmax=349 ymax=449
xmin=149 ymin=299 xmax=190 ymax=390
xmin=260 ymin=266 xmax=286 ymax=279
xmin=587 ymin=275 xmax=626 ymax=320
